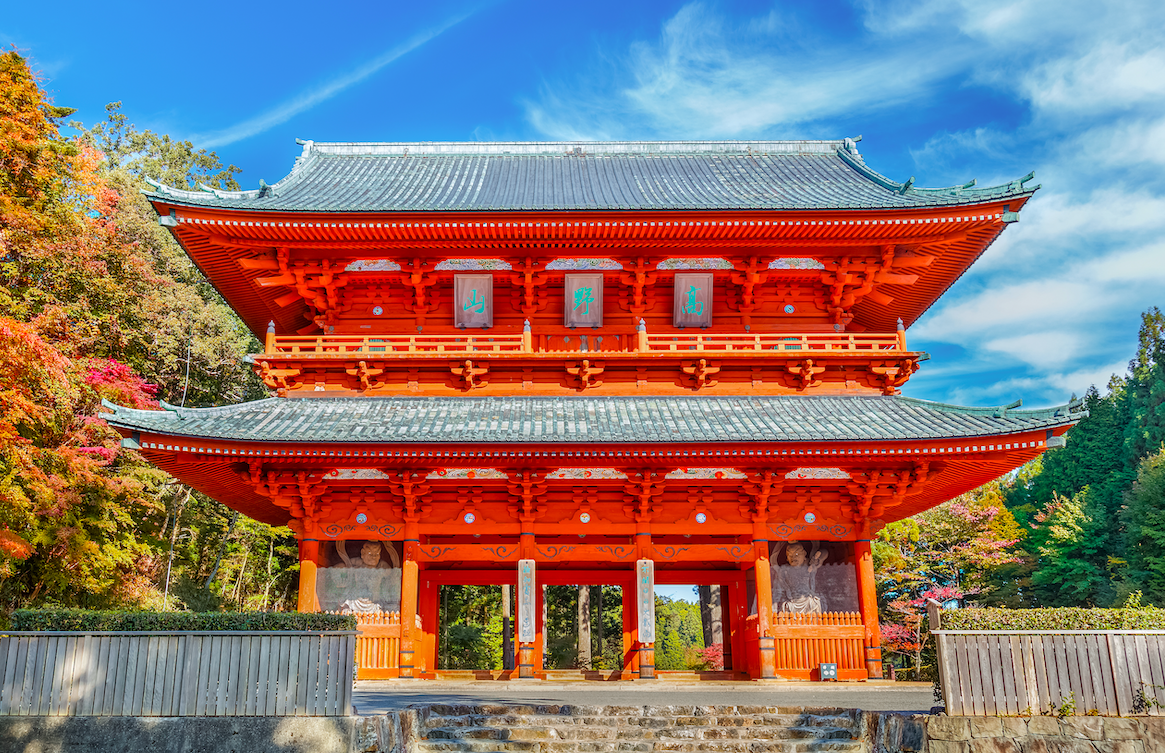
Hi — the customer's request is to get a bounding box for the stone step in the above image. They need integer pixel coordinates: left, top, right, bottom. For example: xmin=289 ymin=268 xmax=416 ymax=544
xmin=422 ymin=709 xmax=858 ymax=728
xmin=414 ymin=741 xmax=863 ymax=753
xmin=422 ymin=725 xmax=855 ymax=743
xmin=423 ymin=716 xmax=858 ymax=734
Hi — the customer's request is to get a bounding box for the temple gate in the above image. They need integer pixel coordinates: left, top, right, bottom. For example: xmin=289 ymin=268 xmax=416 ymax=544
xmin=106 ymin=138 xmax=1082 ymax=680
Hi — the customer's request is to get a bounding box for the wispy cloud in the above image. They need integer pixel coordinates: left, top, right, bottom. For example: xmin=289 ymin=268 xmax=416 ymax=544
xmin=525 ymin=2 xmax=971 ymax=140
xmin=192 ymin=11 xmax=474 ymax=149
xmin=525 ymin=0 xmax=1165 ymax=407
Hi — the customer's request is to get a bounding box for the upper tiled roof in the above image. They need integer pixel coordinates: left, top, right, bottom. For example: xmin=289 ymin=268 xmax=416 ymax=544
xmin=103 ymin=395 xmax=1082 ymax=445
xmin=143 ymin=139 xmax=1037 ymax=213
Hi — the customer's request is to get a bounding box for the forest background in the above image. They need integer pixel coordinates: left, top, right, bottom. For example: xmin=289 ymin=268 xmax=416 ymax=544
xmin=3 ymin=51 xmax=1164 ymax=674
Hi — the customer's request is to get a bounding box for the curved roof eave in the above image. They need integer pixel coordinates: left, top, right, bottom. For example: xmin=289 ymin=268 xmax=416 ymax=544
xmin=140 ymin=138 xmax=1039 ymax=215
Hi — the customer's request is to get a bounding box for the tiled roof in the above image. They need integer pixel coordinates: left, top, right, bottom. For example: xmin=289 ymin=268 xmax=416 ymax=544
xmin=103 ymin=395 xmax=1083 ymax=445
xmin=143 ymin=139 xmax=1037 ymax=212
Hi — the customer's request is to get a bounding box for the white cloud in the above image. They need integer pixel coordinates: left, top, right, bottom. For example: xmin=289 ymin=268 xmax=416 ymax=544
xmin=192 ymin=12 xmax=473 ymax=149
xmin=524 ymin=0 xmax=1165 ymax=407
xmin=524 ymin=2 xmax=970 ymax=140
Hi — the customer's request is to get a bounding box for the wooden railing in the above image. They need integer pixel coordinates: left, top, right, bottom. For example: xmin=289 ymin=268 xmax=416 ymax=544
xmin=265 ymin=330 xmax=907 ymax=357
xmin=353 ymin=612 xmax=402 ymax=679
xmin=0 ymin=631 xmax=355 ymax=717
xmin=934 ymin=630 xmax=1165 ymax=716
xmin=770 ymin=612 xmax=866 ymax=679
xmin=269 ymin=333 xmax=527 ymax=355
xmin=644 ymin=332 xmax=905 ymax=353
xmin=328 ymin=611 xmax=421 ymax=679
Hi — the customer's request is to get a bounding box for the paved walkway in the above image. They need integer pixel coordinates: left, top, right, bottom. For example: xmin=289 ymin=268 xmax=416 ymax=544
xmin=353 ymin=680 xmax=937 ymax=714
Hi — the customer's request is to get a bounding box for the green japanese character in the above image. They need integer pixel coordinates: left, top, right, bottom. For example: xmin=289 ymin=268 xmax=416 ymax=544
xmin=573 ymin=286 xmax=594 ymax=316
xmin=463 ymin=289 xmax=485 ymax=313
xmin=682 ymin=285 xmax=704 ymax=316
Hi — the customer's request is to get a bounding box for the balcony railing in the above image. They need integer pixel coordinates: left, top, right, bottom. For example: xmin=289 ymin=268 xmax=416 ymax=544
xmin=263 ymin=328 xmax=908 ymax=357
xmin=644 ymin=332 xmax=903 ymax=353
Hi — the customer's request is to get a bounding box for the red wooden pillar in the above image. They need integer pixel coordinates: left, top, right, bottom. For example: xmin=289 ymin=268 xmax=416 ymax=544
xmin=533 ymin=583 xmax=545 ymax=675
xmin=399 ymin=527 xmax=420 ymax=679
xmin=854 ymin=540 xmax=884 ymax=679
xmin=753 ymin=539 xmax=777 ymax=679
xmin=727 ymin=578 xmax=747 ymax=678
xmin=622 ymin=584 xmax=639 ymax=677
xmin=418 ymin=575 xmax=439 ymax=677
xmin=296 ymin=538 xmax=320 ymax=613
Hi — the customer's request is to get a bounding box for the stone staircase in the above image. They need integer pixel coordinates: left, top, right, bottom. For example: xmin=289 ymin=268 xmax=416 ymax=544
xmin=407 ymin=704 xmax=867 ymax=753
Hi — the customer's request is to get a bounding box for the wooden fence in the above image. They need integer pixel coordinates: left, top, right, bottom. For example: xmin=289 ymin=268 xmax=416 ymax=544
xmin=0 ymin=631 xmax=356 ymax=717
xmin=934 ymin=629 xmax=1165 ymax=716
xmin=352 ymin=613 xmax=401 ymax=679
xmin=771 ymin=612 xmax=867 ymax=680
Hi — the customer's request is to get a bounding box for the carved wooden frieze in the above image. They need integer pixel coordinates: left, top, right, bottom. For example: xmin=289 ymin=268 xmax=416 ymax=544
xmin=564 ymin=273 xmax=603 ymax=328
xmin=673 ymin=272 xmax=713 ymax=328
xmin=454 ymin=274 xmax=493 ymax=328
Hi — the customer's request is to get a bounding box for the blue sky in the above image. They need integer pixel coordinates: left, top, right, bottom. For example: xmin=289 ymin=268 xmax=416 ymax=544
xmin=6 ymin=0 xmax=1165 ymax=411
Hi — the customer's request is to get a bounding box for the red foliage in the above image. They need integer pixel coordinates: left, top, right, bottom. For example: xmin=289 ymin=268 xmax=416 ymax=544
xmin=0 ymin=529 xmax=33 ymax=559
xmin=84 ymin=359 xmax=158 ymax=409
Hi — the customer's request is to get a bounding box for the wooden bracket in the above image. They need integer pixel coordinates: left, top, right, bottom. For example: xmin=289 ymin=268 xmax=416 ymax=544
xmin=785 ymin=358 xmax=825 ymax=390
xmin=565 ymin=359 xmax=604 ymax=390
xmin=450 ymin=359 xmax=488 ymax=390
xmin=680 ymin=359 xmax=720 ymax=390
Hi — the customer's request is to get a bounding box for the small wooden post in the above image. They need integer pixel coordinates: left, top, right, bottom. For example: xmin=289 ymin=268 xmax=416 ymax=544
xmin=522 ymin=319 xmax=532 ymax=353
xmin=855 ymin=539 xmax=884 ymax=679
xmin=753 ymin=539 xmax=777 ymax=679
xmin=399 ymin=529 xmax=420 ymax=679
xmin=265 ymin=320 xmax=276 ymax=354
xmin=896 ymin=317 xmax=907 ymax=351
xmin=296 ymin=538 xmax=319 ymax=612
xmin=636 ymin=318 xmax=648 ymax=353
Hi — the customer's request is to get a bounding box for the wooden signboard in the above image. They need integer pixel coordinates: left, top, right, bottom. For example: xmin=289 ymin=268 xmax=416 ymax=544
xmin=636 ymin=559 xmax=656 ymax=642
xmin=673 ymin=272 xmax=713 ymax=328
xmin=517 ymin=559 xmax=536 ymax=642
xmin=454 ymin=274 xmax=493 ymax=328
xmin=564 ymin=273 xmax=603 ymax=328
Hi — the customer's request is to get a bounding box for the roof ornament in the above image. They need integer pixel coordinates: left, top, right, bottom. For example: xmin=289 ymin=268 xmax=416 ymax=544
xmin=898 ymin=176 xmax=915 ymax=195
xmin=159 ymin=208 xmax=178 ymax=228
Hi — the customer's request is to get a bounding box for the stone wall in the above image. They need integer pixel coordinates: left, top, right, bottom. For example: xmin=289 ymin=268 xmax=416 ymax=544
xmin=870 ymin=714 xmax=1165 ymax=753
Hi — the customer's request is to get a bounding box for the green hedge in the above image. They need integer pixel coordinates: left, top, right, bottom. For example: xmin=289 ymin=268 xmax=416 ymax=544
xmin=942 ymin=607 xmax=1165 ymax=631
xmin=9 ymin=609 xmax=356 ymax=632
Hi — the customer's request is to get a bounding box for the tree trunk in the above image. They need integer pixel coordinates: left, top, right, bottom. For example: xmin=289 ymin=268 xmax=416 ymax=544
xmin=596 ymin=586 xmax=604 ymax=662
xmin=502 ymin=584 xmax=513 ymax=670
xmin=699 ymin=585 xmax=724 ymax=647
xmin=578 ymin=585 xmax=592 ymax=669
xmin=204 ymin=511 xmax=239 ymax=589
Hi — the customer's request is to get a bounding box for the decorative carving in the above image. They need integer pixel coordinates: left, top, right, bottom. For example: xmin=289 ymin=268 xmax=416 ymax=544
xmin=257 ymin=360 xmax=302 ymax=394
xmin=786 ymin=359 xmax=825 ymax=390
xmin=871 ymin=359 xmax=920 ymax=395
xmin=565 ymin=359 xmax=604 ymax=390
xmin=399 ymin=259 xmax=438 ymax=329
xmin=508 ymin=258 xmax=549 ymax=316
xmin=617 ymin=257 xmax=657 ymax=315
xmin=727 ymin=257 xmax=770 ymax=327
xmin=345 ymin=360 xmax=385 ymax=391
xmin=681 ymin=359 xmax=720 ymax=390
xmin=450 ymin=359 xmax=488 ymax=390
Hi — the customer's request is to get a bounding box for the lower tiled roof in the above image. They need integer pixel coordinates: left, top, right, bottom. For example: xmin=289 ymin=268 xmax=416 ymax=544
xmin=102 ymin=396 xmax=1084 ymax=445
